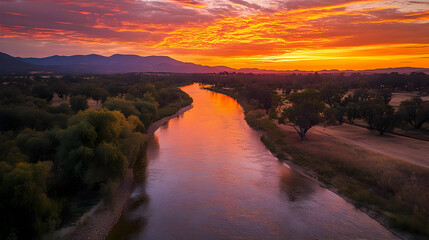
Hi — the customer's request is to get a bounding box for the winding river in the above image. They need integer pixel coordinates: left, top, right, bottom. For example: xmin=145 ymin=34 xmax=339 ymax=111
xmin=110 ymin=83 xmax=397 ymax=239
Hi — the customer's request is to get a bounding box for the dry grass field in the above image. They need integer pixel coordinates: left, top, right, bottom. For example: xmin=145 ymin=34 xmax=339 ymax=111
xmin=390 ymin=92 xmax=429 ymax=107
xmin=311 ymin=124 xmax=429 ymax=167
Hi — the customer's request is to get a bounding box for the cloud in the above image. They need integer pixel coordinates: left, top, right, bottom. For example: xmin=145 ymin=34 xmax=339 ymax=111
xmin=0 ymin=0 xmax=427 ymax=70
xmin=170 ymin=0 xmax=206 ymax=8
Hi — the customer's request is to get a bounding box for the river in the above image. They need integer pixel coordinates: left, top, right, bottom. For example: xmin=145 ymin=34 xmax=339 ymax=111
xmin=108 ymin=83 xmax=397 ymax=240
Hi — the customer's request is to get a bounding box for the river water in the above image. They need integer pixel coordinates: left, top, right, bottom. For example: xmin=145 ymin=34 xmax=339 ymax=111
xmin=110 ymin=83 xmax=397 ymax=240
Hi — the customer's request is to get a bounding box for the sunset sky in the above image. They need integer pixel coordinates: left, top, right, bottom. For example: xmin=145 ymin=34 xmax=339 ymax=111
xmin=1 ymin=0 xmax=428 ymax=70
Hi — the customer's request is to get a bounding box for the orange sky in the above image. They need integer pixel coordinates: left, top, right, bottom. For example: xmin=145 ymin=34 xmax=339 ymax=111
xmin=0 ymin=0 xmax=428 ymax=70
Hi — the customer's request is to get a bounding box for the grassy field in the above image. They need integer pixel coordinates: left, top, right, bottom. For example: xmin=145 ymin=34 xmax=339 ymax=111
xmin=209 ymin=86 xmax=429 ymax=237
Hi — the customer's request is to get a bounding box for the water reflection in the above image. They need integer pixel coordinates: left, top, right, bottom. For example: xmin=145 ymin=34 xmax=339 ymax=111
xmin=279 ymin=167 xmax=317 ymax=202
xmin=159 ymin=121 xmax=169 ymax=130
xmin=109 ymin=83 xmax=397 ymax=240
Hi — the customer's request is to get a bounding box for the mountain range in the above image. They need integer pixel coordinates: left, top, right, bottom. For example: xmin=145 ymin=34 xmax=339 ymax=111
xmin=1 ymin=52 xmax=428 ymax=74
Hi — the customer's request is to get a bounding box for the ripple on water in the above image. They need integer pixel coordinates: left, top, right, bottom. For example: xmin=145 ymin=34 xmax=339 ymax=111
xmin=109 ymin=84 xmax=398 ymax=240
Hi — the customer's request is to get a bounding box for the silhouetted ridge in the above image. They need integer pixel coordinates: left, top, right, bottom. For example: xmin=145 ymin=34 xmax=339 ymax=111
xmin=0 ymin=52 xmax=427 ymax=74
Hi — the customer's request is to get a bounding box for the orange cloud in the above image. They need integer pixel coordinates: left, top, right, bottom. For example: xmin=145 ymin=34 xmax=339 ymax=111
xmin=170 ymin=0 xmax=206 ymax=8
xmin=0 ymin=0 xmax=428 ymax=70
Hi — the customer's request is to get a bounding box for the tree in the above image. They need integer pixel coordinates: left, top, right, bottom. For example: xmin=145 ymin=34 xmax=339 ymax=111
xmin=103 ymin=98 xmax=139 ymax=117
xmin=0 ymin=87 xmax=25 ymax=105
xmin=325 ymin=103 xmax=345 ymax=125
xmin=319 ymin=82 xmax=346 ymax=107
xmin=57 ymin=109 xmax=130 ymax=190
xmin=91 ymin=88 xmax=109 ymax=107
xmin=127 ymin=115 xmax=145 ymax=133
xmin=69 ymin=95 xmax=88 ymax=112
xmin=362 ymin=98 xmax=396 ymax=135
xmin=280 ymin=90 xmax=325 ymax=140
xmin=0 ymin=161 xmax=60 ymax=239
xmin=31 ymin=83 xmax=53 ymax=101
xmin=376 ymin=88 xmax=392 ymax=104
xmin=16 ymin=129 xmax=57 ymax=163
xmin=52 ymin=81 xmax=70 ymax=99
xmin=133 ymin=94 xmax=159 ymax=127
xmin=398 ymin=96 xmax=429 ymax=129
xmin=268 ymin=92 xmax=282 ymax=119
xmin=244 ymin=84 xmax=274 ymax=112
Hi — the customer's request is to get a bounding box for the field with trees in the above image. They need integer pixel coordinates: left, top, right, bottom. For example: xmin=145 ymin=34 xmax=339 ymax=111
xmin=201 ymin=71 xmax=429 ymax=237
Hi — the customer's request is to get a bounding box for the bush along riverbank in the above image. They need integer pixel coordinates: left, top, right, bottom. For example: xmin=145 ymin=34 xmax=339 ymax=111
xmin=206 ymin=86 xmax=429 ymax=239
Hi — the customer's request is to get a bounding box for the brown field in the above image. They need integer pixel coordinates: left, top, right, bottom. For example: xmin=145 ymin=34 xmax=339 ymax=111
xmin=311 ymin=124 xmax=429 ymax=168
xmin=390 ymin=92 xmax=429 ymax=107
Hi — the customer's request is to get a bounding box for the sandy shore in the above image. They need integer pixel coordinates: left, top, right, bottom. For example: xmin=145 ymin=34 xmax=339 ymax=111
xmin=58 ymin=104 xmax=193 ymax=240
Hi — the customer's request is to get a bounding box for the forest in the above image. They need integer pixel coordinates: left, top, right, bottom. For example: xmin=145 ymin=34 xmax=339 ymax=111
xmin=0 ymin=73 xmax=192 ymax=239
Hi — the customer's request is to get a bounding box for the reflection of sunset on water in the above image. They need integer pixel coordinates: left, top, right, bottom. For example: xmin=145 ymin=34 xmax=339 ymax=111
xmin=114 ymin=84 xmax=398 ymax=240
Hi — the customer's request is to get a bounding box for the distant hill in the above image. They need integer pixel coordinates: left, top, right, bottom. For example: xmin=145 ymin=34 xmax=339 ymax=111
xmin=0 ymin=52 xmax=43 ymax=73
xmin=0 ymin=52 xmax=427 ymax=74
xmin=16 ymin=54 xmax=235 ymax=74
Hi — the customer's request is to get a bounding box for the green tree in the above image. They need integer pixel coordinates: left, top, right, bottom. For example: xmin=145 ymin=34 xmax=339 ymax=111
xmin=0 ymin=87 xmax=25 ymax=105
xmin=47 ymin=103 xmax=72 ymax=114
xmin=362 ymin=98 xmax=396 ymax=135
xmin=398 ymin=96 xmax=429 ymax=129
xmin=31 ymin=83 xmax=53 ymax=101
xmin=127 ymin=115 xmax=145 ymax=133
xmin=16 ymin=129 xmax=57 ymax=162
xmin=91 ymin=88 xmax=109 ymax=107
xmin=52 ymin=81 xmax=70 ymax=99
xmin=319 ymin=82 xmax=346 ymax=107
xmin=70 ymin=95 xmax=88 ymax=112
xmin=57 ymin=109 xmax=130 ymax=190
xmin=103 ymin=97 xmax=140 ymax=117
xmin=280 ymin=90 xmax=325 ymax=140
xmin=325 ymin=103 xmax=345 ymax=125
xmin=0 ymin=161 xmax=60 ymax=239
xmin=268 ymin=92 xmax=282 ymax=119
xmin=376 ymin=88 xmax=392 ymax=104
xmin=133 ymin=94 xmax=159 ymax=127
xmin=84 ymin=142 xmax=127 ymax=186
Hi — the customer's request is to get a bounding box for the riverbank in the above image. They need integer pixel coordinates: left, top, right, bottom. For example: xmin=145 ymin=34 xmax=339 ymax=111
xmin=58 ymin=104 xmax=194 ymax=240
xmin=205 ymin=86 xmax=429 ymax=239
xmin=60 ymin=169 xmax=134 ymax=240
xmin=147 ymin=105 xmax=193 ymax=135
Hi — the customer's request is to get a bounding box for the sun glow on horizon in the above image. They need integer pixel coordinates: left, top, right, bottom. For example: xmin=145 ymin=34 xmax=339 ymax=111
xmin=0 ymin=0 xmax=428 ymax=70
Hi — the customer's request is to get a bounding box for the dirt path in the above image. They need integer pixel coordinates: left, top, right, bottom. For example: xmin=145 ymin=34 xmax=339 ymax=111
xmin=311 ymin=124 xmax=429 ymax=168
